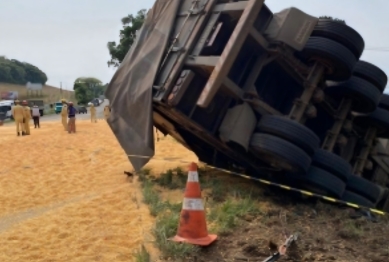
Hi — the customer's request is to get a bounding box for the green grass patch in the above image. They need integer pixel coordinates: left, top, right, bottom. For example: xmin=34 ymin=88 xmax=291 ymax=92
xmin=133 ymin=245 xmax=151 ymax=262
xmin=338 ymin=220 xmax=364 ymax=240
xmin=208 ymin=196 xmax=261 ymax=235
xmin=138 ymin=166 xmax=263 ymax=259
xmin=153 ymin=213 xmax=199 ymax=260
xmin=155 ymin=167 xmax=187 ymax=189
xmin=137 ymin=168 xmax=152 ymax=185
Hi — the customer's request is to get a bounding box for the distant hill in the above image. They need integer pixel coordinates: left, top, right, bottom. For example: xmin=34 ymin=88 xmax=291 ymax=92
xmin=0 ymin=82 xmax=75 ymax=104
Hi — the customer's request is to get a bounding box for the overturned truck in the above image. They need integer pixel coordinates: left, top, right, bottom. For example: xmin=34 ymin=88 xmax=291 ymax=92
xmin=106 ymin=0 xmax=389 ymax=212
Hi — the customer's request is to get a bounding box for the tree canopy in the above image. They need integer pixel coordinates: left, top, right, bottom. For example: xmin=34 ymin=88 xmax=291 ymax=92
xmin=73 ymin=77 xmax=106 ymax=105
xmin=107 ymin=9 xmax=147 ymax=67
xmin=0 ymin=57 xmax=48 ymax=85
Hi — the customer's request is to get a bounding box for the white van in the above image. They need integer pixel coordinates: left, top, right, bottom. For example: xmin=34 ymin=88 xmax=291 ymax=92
xmin=0 ymin=100 xmax=16 ymax=120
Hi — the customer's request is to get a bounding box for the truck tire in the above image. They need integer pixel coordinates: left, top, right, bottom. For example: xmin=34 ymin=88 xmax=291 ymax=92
xmin=311 ymin=19 xmax=364 ymax=59
xmin=346 ymin=175 xmax=381 ymax=203
xmin=311 ymin=149 xmax=352 ymax=182
xmin=250 ymin=133 xmax=311 ymax=173
xmin=325 ymin=76 xmax=381 ymax=113
xmin=297 ymin=37 xmax=357 ymax=81
xmin=341 ymin=190 xmax=375 ymax=208
xmin=303 ymin=166 xmax=346 ymax=198
xmin=378 ymin=94 xmax=389 ymax=111
xmin=256 ymin=115 xmax=320 ymax=156
xmin=353 ymin=108 xmax=389 ymax=138
xmin=353 ymin=61 xmax=387 ymax=92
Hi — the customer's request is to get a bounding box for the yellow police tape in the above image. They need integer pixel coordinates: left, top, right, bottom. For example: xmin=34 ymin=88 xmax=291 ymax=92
xmin=127 ymin=154 xmax=386 ymax=216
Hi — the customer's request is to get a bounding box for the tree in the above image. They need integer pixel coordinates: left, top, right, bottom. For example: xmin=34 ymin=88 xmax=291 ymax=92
xmin=23 ymin=63 xmax=48 ymax=84
xmin=107 ymin=9 xmax=147 ymax=67
xmin=73 ymin=77 xmax=105 ymax=104
xmin=0 ymin=57 xmax=48 ymax=84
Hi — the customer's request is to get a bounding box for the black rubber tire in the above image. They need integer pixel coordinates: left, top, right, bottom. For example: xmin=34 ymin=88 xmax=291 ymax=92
xmin=311 ymin=19 xmax=364 ymax=59
xmin=341 ymin=190 xmax=375 ymax=208
xmin=346 ymin=175 xmax=381 ymax=203
xmin=250 ymin=133 xmax=311 ymax=173
xmin=325 ymin=76 xmax=381 ymax=113
xmin=353 ymin=108 xmax=389 ymax=138
xmin=256 ymin=115 xmax=320 ymax=156
xmin=311 ymin=149 xmax=352 ymax=182
xmin=353 ymin=60 xmax=387 ymax=92
xmin=303 ymin=166 xmax=346 ymax=198
xmin=378 ymin=94 xmax=389 ymax=111
xmin=297 ymin=37 xmax=357 ymax=81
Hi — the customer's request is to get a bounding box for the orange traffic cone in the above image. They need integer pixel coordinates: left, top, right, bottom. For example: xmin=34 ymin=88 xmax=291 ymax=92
xmin=172 ymin=162 xmax=217 ymax=246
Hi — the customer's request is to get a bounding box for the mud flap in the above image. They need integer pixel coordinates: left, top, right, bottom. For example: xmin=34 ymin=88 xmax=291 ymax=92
xmin=218 ymin=102 xmax=257 ymax=151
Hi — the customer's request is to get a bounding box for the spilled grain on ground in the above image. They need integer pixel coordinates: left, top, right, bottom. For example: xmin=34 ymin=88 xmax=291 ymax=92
xmin=0 ymin=120 xmax=197 ymax=261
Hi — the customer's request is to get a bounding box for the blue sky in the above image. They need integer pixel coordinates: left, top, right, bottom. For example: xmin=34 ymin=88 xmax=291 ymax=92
xmin=1 ymin=0 xmax=388 ymax=90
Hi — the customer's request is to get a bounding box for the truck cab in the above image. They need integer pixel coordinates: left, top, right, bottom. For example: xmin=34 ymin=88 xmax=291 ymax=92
xmin=55 ymin=102 xmax=63 ymax=114
xmin=0 ymin=100 xmax=15 ymax=120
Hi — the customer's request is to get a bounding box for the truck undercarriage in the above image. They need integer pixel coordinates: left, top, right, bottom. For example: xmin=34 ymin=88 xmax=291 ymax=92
xmin=106 ymin=0 xmax=389 ymax=212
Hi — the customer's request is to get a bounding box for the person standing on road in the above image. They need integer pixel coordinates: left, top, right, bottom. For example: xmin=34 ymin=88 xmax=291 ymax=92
xmin=67 ymin=101 xmax=77 ymax=133
xmin=11 ymin=100 xmax=26 ymax=136
xmin=103 ymin=105 xmax=111 ymax=120
xmin=31 ymin=103 xmax=40 ymax=128
xmin=61 ymin=99 xmax=68 ymax=131
xmin=90 ymin=103 xmax=97 ymax=123
xmin=22 ymin=100 xmax=32 ymax=135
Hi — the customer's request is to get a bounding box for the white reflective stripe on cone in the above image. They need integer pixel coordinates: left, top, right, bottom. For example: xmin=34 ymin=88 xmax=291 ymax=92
xmin=187 ymin=171 xmax=199 ymax=182
xmin=182 ymin=198 xmax=204 ymax=210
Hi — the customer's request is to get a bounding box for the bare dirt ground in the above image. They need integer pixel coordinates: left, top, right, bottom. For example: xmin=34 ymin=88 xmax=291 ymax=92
xmin=1 ymin=119 xmax=389 ymax=262
xmin=142 ymin=164 xmax=389 ymax=262
xmin=191 ymin=176 xmax=389 ymax=262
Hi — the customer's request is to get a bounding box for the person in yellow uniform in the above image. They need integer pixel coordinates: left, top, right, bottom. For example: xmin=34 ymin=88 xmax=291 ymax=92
xmin=61 ymin=99 xmax=68 ymax=131
xmin=22 ymin=100 xmax=32 ymax=135
xmin=103 ymin=105 xmax=111 ymax=120
xmin=90 ymin=103 xmax=97 ymax=123
xmin=11 ymin=100 xmax=26 ymax=136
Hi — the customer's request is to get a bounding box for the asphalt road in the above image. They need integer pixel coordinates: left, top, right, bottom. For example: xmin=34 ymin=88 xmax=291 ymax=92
xmin=2 ymin=100 xmax=109 ymax=125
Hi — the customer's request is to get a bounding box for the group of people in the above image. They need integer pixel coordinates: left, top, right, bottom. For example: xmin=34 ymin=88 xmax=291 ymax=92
xmin=11 ymin=98 xmax=111 ymax=136
xmin=59 ymin=99 xmax=111 ymax=134
xmin=60 ymin=100 xmax=77 ymax=133
xmin=11 ymin=100 xmax=41 ymax=136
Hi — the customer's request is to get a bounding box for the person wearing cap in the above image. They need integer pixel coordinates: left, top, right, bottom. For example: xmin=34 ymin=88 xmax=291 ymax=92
xmin=11 ymin=99 xmax=26 ymax=136
xmin=67 ymin=101 xmax=77 ymax=133
xmin=22 ymin=100 xmax=32 ymax=135
xmin=103 ymin=105 xmax=111 ymax=120
xmin=61 ymin=99 xmax=68 ymax=131
xmin=31 ymin=103 xmax=40 ymax=128
xmin=90 ymin=103 xmax=97 ymax=123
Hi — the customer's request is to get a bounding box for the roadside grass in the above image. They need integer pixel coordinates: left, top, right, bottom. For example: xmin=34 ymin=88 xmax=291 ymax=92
xmin=154 ymin=167 xmax=187 ymax=189
xmin=337 ymin=220 xmax=364 ymax=240
xmin=134 ymin=166 xmax=263 ymax=260
xmin=133 ymin=245 xmax=151 ymax=262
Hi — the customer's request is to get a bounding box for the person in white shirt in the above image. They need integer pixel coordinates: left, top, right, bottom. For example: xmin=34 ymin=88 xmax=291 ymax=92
xmin=31 ymin=104 xmax=40 ymax=128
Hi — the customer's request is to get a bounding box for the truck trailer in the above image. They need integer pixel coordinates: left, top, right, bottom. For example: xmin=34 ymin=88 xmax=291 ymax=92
xmin=106 ymin=0 xmax=389 ymax=212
